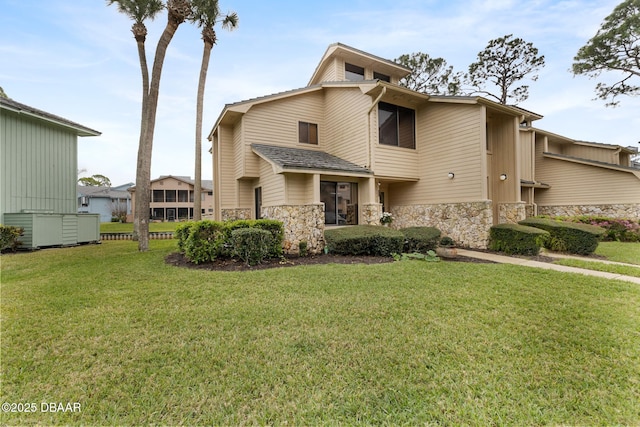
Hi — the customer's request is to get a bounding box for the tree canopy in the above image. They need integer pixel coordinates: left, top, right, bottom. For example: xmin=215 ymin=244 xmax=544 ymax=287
xmin=79 ymin=174 xmax=112 ymax=187
xmin=467 ymin=34 xmax=545 ymax=105
xmin=572 ymin=0 xmax=640 ymax=106
xmin=395 ymin=52 xmax=462 ymax=95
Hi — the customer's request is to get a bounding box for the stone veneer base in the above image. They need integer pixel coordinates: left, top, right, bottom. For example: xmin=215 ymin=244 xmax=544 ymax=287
xmin=262 ymin=204 xmax=325 ymax=254
xmin=537 ymin=204 xmax=640 ymax=220
xmin=390 ymin=201 xmax=494 ymax=249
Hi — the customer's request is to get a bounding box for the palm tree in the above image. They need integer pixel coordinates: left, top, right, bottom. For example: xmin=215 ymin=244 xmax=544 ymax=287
xmin=132 ymin=0 xmax=192 ymax=251
xmin=189 ymin=0 xmax=238 ymax=220
xmin=107 ymin=0 xmax=163 ymax=242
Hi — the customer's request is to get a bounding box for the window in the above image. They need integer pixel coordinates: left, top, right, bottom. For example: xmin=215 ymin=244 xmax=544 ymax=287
xmin=165 ymin=190 xmax=177 ymax=203
xmin=378 ymin=102 xmax=415 ymax=149
xmin=299 ymin=121 xmax=318 ymax=144
xmin=373 ymin=71 xmax=390 ymax=82
xmin=321 ymin=181 xmax=358 ymax=225
xmin=178 ymin=190 xmax=189 ymax=202
xmin=254 ymin=187 xmax=262 ymax=219
xmin=152 ymin=190 xmax=164 ymax=203
xmin=345 ymin=63 xmax=364 ymax=81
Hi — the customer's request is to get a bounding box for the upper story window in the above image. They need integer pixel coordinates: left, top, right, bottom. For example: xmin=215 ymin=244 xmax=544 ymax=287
xmin=299 ymin=121 xmax=318 ymax=145
xmin=345 ymin=63 xmax=365 ymax=81
xmin=373 ymin=71 xmax=390 ymax=82
xmin=378 ymin=102 xmax=415 ymax=149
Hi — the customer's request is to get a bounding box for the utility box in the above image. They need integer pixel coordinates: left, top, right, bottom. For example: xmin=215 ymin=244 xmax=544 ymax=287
xmin=4 ymin=211 xmax=100 ymax=249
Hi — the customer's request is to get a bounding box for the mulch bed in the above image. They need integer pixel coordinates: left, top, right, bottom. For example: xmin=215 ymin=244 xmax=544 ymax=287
xmin=165 ymin=251 xmax=496 ymax=272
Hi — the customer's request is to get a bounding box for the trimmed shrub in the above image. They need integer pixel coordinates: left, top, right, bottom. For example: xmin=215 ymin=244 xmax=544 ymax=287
xmin=183 ymin=220 xmax=227 ymax=264
xmin=401 ymin=227 xmax=441 ymax=253
xmin=489 ymin=223 xmax=549 ymax=255
xmin=224 ymin=219 xmax=284 ymax=257
xmin=178 ymin=219 xmax=285 ymax=264
xmin=230 ymin=228 xmax=274 ymax=266
xmin=174 ymin=222 xmax=195 ymax=253
xmin=250 ymin=219 xmax=284 ymax=257
xmin=0 ymin=225 xmax=23 ymax=252
xmin=545 ymin=215 xmax=640 ymax=242
xmin=519 ymin=217 xmax=605 ymax=255
xmin=324 ymin=225 xmax=404 ymax=256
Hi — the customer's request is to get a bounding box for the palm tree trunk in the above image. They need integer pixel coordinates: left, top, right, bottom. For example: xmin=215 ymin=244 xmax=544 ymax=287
xmin=193 ymin=36 xmax=213 ymax=221
xmin=133 ymin=36 xmax=150 ymax=242
xmin=137 ymin=1 xmax=188 ymax=251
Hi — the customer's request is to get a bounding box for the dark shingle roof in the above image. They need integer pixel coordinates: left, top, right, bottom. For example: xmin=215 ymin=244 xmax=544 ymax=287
xmin=251 ymin=144 xmax=372 ymax=175
xmin=0 ymin=96 xmax=100 ymax=136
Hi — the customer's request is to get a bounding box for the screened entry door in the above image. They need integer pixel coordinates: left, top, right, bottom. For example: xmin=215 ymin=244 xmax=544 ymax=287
xmin=321 ymin=181 xmax=358 ymax=225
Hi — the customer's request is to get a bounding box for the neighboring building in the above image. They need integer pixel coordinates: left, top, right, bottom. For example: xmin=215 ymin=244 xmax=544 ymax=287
xmin=1 ymin=96 xmax=101 ymax=248
xmin=208 ymin=42 xmax=640 ymax=253
xmin=77 ymin=183 xmax=133 ymax=222
xmin=129 ymin=175 xmax=214 ymax=222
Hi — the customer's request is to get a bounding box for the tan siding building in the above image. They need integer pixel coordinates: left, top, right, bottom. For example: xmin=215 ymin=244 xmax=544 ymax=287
xmin=129 ymin=176 xmax=214 ymax=222
xmin=208 ymin=42 xmax=640 ymax=253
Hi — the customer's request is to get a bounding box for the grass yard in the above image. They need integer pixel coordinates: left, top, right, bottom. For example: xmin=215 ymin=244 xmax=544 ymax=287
xmin=1 ymin=240 xmax=639 ymax=425
xmin=100 ymin=222 xmax=181 ymax=233
xmin=595 ymin=241 xmax=640 ymax=265
xmin=553 ymin=242 xmax=640 ymax=277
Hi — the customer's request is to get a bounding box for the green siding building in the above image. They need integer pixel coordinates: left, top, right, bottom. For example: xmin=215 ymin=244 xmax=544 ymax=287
xmin=1 ymin=96 xmax=101 ymax=248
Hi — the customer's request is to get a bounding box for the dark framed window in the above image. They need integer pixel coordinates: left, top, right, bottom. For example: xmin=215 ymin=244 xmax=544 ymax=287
xmin=345 ymin=63 xmax=365 ymax=81
xmin=165 ymin=190 xmax=177 ymax=203
xmin=299 ymin=121 xmax=318 ymax=145
xmin=254 ymin=187 xmax=262 ymax=219
xmin=321 ymin=181 xmax=358 ymax=225
xmin=373 ymin=71 xmax=390 ymax=82
xmin=378 ymin=102 xmax=415 ymax=149
xmin=152 ymin=190 xmax=164 ymax=203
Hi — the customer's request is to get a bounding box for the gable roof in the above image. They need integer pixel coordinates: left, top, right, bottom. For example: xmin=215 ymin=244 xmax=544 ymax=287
xmin=77 ymin=185 xmax=131 ymax=199
xmin=0 ymin=96 xmax=101 ymax=137
xmin=251 ymin=143 xmax=373 ymax=176
xmin=128 ymin=176 xmax=214 ymax=192
xmin=308 ymin=42 xmax=411 ymax=86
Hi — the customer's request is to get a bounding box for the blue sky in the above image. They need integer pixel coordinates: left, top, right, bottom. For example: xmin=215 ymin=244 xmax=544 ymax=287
xmin=1 ymin=0 xmax=638 ymax=185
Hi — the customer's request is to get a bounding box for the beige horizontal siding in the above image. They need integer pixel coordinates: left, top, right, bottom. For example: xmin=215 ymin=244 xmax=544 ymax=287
xmin=219 ymin=128 xmax=236 ymax=209
xmin=393 ymin=104 xmax=484 ymax=204
xmin=259 ymin=159 xmax=285 ymax=206
xmin=535 ymin=154 xmax=640 ymax=205
xmin=324 ymin=87 xmax=370 ymax=167
xmin=564 ymin=144 xmax=618 ymax=164
xmin=519 ymin=130 xmax=535 ymax=181
xmin=374 ymin=144 xmax=419 ymax=179
xmin=285 ymin=173 xmax=313 ymax=204
xmin=243 ymin=92 xmax=325 ymax=149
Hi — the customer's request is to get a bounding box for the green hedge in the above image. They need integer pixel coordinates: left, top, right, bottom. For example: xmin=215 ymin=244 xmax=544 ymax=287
xmin=175 ymin=219 xmax=284 ymax=264
xmin=324 ymin=225 xmax=404 ymax=256
xmin=519 ymin=217 xmax=605 ymax=255
xmin=230 ymin=228 xmax=274 ymax=266
xmin=543 ymin=215 xmax=640 ymax=242
xmin=489 ymin=223 xmax=549 ymax=256
xmin=0 ymin=225 xmax=23 ymax=252
xmin=401 ymin=227 xmax=441 ymax=253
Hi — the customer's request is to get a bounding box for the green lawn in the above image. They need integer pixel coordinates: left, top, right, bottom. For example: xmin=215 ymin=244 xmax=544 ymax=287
xmin=553 ymin=242 xmax=640 ymax=277
xmin=1 ymin=241 xmax=639 ymax=425
xmin=100 ymin=222 xmax=181 ymax=233
xmin=595 ymin=241 xmax=640 ymax=265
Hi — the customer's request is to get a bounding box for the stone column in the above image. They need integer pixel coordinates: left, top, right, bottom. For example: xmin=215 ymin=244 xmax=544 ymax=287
xmin=262 ymin=204 xmax=325 ymax=254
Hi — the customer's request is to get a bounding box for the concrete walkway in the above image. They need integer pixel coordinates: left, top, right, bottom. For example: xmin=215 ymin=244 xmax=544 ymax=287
xmin=457 ymin=249 xmax=640 ymax=285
